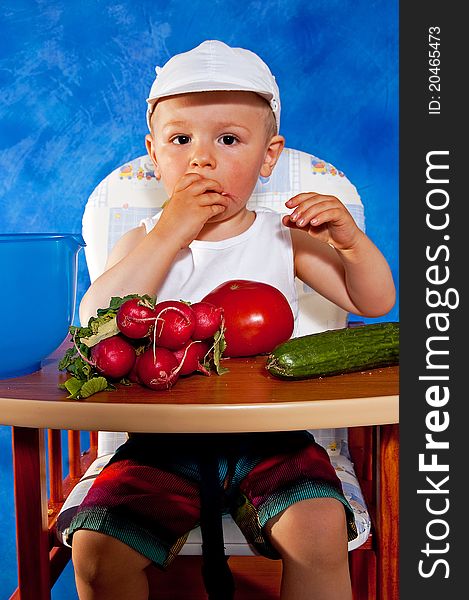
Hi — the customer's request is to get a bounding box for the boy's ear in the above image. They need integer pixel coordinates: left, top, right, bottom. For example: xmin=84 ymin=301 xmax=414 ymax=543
xmin=260 ymin=135 xmax=285 ymax=178
xmin=145 ymin=134 xmax=162 ymax=180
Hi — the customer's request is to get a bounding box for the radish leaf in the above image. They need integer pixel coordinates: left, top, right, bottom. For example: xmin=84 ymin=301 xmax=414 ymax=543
xmin=60 ymin=376 xmax=110 ymax=399
xmin=80 ymin=317 xmax=119 ymax=348
xmin=80 ymin=377 xmax=110 ymax=398
xmin=212 ymin=324 xmax=229 ymax=375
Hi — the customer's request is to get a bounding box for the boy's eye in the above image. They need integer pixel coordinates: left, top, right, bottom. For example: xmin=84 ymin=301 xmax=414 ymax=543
xmin=172 ymin=135 xmax=191 ymax=145
xmin=219 ymin=135 xmax=238 ymax=146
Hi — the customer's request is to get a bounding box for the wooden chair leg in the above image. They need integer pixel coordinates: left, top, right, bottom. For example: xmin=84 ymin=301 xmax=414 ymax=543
xmin=376 ymin=424 xmax=399 ymax=600
xmin=12 ymin=426 xmax=51 ymax=600
xmin=349 ymin=549 xmax=376 ymax=600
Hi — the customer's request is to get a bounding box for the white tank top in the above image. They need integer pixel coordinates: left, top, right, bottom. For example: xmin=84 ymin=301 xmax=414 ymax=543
xmin=141 ymin=206 xmax=299 ymax=328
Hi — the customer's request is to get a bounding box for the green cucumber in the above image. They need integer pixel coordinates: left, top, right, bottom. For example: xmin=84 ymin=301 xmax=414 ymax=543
xmin=266 ymin=322 xmax=399 ymax=379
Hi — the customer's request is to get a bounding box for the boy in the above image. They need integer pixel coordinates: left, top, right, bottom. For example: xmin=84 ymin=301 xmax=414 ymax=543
xmin=70 ymin=40 xmax=395 ymax=600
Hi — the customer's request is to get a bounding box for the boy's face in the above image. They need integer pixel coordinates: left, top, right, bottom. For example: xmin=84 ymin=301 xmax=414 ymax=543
xmin=146 ymin=91 xmax=283 ymax=216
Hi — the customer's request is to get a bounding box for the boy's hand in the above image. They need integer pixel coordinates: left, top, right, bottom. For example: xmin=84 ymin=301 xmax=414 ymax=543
xmin=155 ymin=173 xmax=229 ymax=248
xmin=283 ymin=193 xmax=362 ymax=251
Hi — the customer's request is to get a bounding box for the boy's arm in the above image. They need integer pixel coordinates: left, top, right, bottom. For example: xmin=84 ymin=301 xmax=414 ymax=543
xmin=286 ymin=193 xmax=396 ymax=318
xmin=79 ymin=173 xmax=228 ymax=325
xmin=79 ymin=224 xmax=182 ymax=325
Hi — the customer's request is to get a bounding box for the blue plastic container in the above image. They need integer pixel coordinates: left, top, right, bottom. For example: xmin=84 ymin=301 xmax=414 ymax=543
xmin=0 ymin=233 xmax=85 ymax=379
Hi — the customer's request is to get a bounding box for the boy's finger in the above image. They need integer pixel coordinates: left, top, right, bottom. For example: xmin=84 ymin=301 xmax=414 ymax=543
xmin=304 ymin=207 xmax=343 ymax=226
xmin=189 ymin=178 xmax=224 ymax=196
xmin=289 ymin=199 xmax=341 ymax=224
xmin=174 ymin=173 xmax=223 ymax=194
xmin=199 ymin=192 xmax=230 ymax=207
xmin=285 ymin=192 xmax=322 ymax=208
xmin=285 ymin=193 xmax=340 ymax=208
xmin=207 ymin=203 xmax=227 ymax=216
xmin=174 ymin=172 xmax=205 ymax=191
xmin=282 ymin=214 xmax=298 ymax=229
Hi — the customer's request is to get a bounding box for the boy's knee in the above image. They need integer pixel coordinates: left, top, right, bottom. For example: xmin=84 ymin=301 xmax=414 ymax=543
xmin=309 ymin=498 xmax=348 ymax=540
xmin=265 ymin=498 xmax=348 ymax=564
xmin=72 ymin=529 xmax=150 ymax=586
xmin=72 ymin=529 xmax=117 ymax=585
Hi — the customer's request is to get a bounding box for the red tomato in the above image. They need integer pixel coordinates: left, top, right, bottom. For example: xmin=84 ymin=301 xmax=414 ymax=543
xmin=202 ymin=280 xmax=294 ymax=357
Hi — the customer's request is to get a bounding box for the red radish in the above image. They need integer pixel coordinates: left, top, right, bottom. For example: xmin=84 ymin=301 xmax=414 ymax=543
xmin=173 ymin=340 xmax=211 ymax=376
xmin=190 ymin=301 xmax=224 ymax=340
xmin=90 ymin=335 xmax=136 ymax=379
xmin=137 ymin=346 xmax=180 ymax=390
xmin=127 ymin=354 xmax=141 ymax=383
xmin=116 ymin=298 xmax=158 ymax=339
xmin=154 ymin=300 xmax=196 ymax=350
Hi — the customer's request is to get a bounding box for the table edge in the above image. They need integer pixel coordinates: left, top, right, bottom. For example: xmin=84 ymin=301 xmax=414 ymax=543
xmin=0 ymin=394 xmax=399 ymax=432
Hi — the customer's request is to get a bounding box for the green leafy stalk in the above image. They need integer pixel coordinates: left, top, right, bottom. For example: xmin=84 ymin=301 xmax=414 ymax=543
xmin=58 ymin=294 xmax=156 ymax=399
xmin=203 ymin=319 xmax=229 ymax=375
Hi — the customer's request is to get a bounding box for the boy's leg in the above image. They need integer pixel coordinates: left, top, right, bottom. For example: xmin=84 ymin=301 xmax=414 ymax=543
xmin=62 ymin=435 xmax=213 ymax=599
xmin=230 ymin=432 xmax=356 ymax=600
xmin=72 ymin=529 xmax=152 ymax=600
xmin=264 ymin=497 xmax=352 ymax=600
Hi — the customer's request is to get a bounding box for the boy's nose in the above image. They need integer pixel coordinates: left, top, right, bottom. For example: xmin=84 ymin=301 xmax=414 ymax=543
xmin=189 ymin=147 xmax=215 ymax=169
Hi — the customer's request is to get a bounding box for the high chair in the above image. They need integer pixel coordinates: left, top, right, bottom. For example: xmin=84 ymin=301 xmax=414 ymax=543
xmin=29 ymin=147 xmax=397 ymax=599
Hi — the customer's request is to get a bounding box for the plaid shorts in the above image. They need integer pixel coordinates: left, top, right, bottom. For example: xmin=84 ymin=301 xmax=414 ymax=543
xmin=67 ymin=431 xmax=357 ymax=568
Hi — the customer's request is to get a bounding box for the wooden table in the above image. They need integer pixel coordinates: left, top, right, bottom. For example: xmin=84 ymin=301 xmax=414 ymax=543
xmin=0 ymin=344 xmax=399 ymax=599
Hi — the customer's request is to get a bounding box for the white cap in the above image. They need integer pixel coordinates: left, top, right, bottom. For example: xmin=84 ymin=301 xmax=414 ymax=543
xmin=146 ymin=40 xmax=280 ymax=132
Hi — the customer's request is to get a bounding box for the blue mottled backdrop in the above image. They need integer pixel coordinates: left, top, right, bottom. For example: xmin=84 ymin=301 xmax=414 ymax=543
xmin=0 ymin=0 xmax=398 ymax=597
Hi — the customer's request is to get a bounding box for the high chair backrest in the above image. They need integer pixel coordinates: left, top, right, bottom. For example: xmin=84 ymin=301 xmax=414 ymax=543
xmin=82 ymin=147 xmax=365 ymax=337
